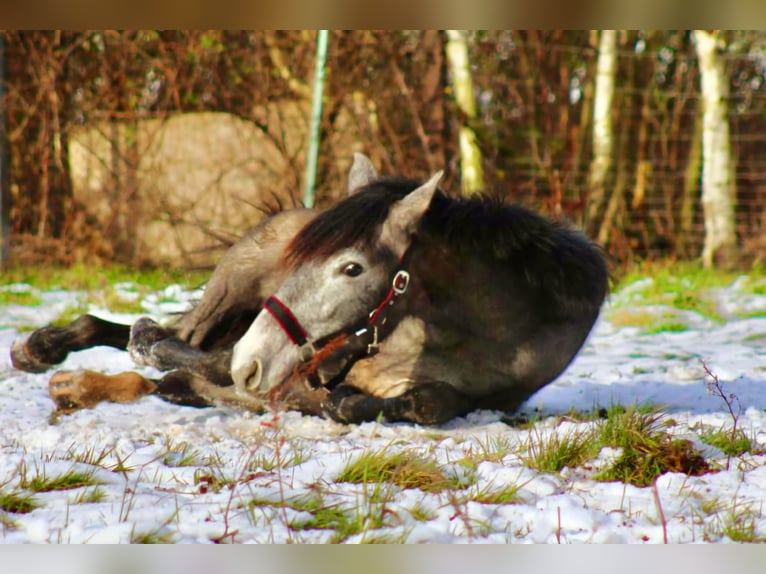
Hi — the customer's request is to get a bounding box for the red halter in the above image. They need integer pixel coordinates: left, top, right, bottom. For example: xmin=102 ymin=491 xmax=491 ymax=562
xmin=263 ymin=268 xmax=411 ymax=360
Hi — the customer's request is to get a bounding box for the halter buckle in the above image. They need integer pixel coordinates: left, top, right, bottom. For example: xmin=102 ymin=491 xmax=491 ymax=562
xmin=392 ymin=270 xmax=410 ymax=294
xmin=298 ymin=341 xmax=316 ymax=363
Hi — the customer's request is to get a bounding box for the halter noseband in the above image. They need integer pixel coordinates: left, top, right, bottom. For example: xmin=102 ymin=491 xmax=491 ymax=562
xmin=262 ymin=262 xmax=412 ymax=387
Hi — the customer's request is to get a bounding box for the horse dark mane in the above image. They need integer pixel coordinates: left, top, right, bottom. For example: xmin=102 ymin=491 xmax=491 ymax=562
xmin=285 ymin=177 xmax=418 ymax=267
xmin=285 ymin=176 xmax=608 ymax=310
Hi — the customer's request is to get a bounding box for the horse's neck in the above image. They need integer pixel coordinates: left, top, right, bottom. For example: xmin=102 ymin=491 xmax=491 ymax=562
xmin=406 ymin=240 xmax=505 ymax=333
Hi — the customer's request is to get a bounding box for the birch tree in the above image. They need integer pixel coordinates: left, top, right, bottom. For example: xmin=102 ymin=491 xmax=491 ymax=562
xmin=585 ymin=29 xmax=617 ymax=237
xmin=694 ymin=30 xmax=737 ymax=269
xmin=445 ymin=30 xmax=485 ymax=195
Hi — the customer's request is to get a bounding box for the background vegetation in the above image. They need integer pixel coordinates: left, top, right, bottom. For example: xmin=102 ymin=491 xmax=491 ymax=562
xmin=1 ymin=30 xmax=765 ymax=270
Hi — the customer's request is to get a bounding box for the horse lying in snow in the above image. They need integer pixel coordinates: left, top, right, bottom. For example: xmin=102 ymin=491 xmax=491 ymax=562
xmin=10 ymin=154 xmax=609 ymax=425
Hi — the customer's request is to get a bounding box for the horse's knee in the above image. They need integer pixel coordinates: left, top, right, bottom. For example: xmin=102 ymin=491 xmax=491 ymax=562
xmin=384 ymin=383 xmax=470 ymax=425
xmin=323 ymin=384 xmax=386 ymax=423
xmin=323 ymin=382 xmax=470 ymax=425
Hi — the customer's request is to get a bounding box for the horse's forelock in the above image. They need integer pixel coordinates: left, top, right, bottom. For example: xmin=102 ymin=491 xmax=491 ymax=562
xmin=284 ymin=178 xmax=419 ymax=268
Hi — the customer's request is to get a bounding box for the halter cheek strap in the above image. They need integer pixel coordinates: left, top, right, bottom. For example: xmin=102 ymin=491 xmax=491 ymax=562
xmin=263 ymin=296 xmax=309 ymax=347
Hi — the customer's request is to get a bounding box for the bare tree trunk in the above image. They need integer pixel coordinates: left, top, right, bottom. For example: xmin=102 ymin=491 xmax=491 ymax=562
xmin=585 ymin=30 xmax=617 ymax=237
xmin=678 ymin=110 xmax=703 ymax=258
xmin=694 ymin=30 xmax=737 ymax=269
xmin=445 ymin=30 xmax=484 ymax=195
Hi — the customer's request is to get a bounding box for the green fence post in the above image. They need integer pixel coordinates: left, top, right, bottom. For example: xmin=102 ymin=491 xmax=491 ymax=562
xmin=303 ymin=29 xmax=330 ymax=209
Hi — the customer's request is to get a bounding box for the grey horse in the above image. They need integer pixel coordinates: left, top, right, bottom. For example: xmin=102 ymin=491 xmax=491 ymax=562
xmin=11 ymin=154 xmax=608 ymax=424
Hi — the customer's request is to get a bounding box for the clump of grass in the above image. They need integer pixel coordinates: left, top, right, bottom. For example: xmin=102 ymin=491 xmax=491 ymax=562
xmin=130 ymin=527 xmax=175 ymax=544
xmin=20 ymin=467 xmax=104 ymax=492
xmin=337 ymin=449 xmax=464 ymax=493
xmin=0 ymin=489 xmax=40 ymax=514
xmin=644 ymin=321 xmax=689 ymax=334
xmin=72 ymin=487 xmax=108 ymax=504
xmin=254 ymin=492 xmax=392 ymax=543
xmin=613 ymin=261 xmax=731 ymax=322
xmin=469 ymin=482 xmax=525 ymax=505
xmin=607 ymin=309 xmax=689 ymax=334
xmin=699 ymin=427 xmax=755 ymax=457
xmin=607 ymin=310 xmax=660 ymax=329
xmin=161 ymin=440 xmax=202 ymax=468
xmin=705 ymin=507 xmax=766 ymax=543
xmin=63 ymin=444 xmax=115 ymax=468
xmin=473 ymin=434 xmax=516 ymax=463
xmin=522 ymin=427 xmax=597 ymax=473
xmin=0 ymin=513 xmax=19 ymax=531
xmin=0 ymin=289 xmax=43 ymax=307
xmin=701 ymin=360 xmax=751 ymax=468
xmin=594 ymin=406 xmax=709 ymax=486
xmin=407 ymin=502 xmax=438 ymax=522
xmin=247 ymin=447 xmax=308 ymax=472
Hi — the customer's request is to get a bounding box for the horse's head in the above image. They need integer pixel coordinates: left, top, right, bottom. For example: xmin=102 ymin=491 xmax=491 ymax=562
xmin=230 ymin=158 xmax=443 ymax=398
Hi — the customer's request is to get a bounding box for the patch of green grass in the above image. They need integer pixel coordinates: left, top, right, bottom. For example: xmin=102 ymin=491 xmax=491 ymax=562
xmin=735 ymin=308 xmax=766 ymax=320
xmin=20 ymin=468 xmax=104 ymax=493
xmin=72 ymin=487 xmax=108 ymax=504
xmin=130 ymin=527 xmax=175 ymax=544
xmin=613 ymin=261 xmax=734 ymax=322
xmin=0 ymin=489 xmax=40 ymax=514
xmin=607 ymin=309 xmax=689 ymax=334
xmin=161 ymin=440 xmax=202 ymax=468
xmin=247 ymin=447 xmax=309 ymax=472
xmin=0 ymin=513 xmax=19 ymax=531
xmin=645 ymin=321 xmax=689 ymax=334
xmin=698 ymin=427 xmax=755 ymax=457
xmin=469 ymin=482 xmax=525 ymax=505
xmin=0 ymin=290 xmax=43 ymax=307
xmin=616 ymin=261 xmax=744 ymax=295
xmin=337 ymin=449 xmax=465 ymax=493
xmin=594 ymin=407 xmax=709 ymax=486
xmin=407 ymin=502 xmax=438 ymax=522
xmin=472 ymin=434 xmax=517 ymax=463
xmin=522 ymin=427 xmax=597 ymax=473
xmin=706 ymin=507 xmax=766 ymax=543
xmin=254 ymin=492 xmax=393 ymax=543
xmin=607 ymin=310 xmax=658 ymax=329
xmin=0 ymin=264 xmax=206 ymax=293
xmin=742 ymin=332 xmax=766 ymax=343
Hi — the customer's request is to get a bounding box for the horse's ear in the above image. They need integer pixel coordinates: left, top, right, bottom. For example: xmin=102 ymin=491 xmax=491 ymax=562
xmin=347 ymin=153 xmax=379 ymax=195
xmin=382 ymin=171 xmax=443 ymax=254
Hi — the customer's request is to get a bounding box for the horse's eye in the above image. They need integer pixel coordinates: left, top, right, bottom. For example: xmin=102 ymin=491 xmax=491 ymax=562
xmin=341 ymin=262 xmax=364 ymax=277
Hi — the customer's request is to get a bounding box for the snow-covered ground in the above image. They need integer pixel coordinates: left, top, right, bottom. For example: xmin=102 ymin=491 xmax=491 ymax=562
xmin=2 ymin=277 xmax=766 ymax=544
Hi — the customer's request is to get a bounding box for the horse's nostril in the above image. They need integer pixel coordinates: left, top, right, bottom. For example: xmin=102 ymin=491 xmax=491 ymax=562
xmin=244 ymin=358 xmax=262 ymax=392
xmin=232 ymin=357 xmax=262 ymax=394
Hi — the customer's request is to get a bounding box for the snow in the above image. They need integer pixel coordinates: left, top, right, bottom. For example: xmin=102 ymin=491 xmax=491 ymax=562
xmin=2 ymin=277 xmax=766 ymax=544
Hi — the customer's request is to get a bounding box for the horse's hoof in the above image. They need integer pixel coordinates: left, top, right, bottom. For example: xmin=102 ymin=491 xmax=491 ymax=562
xmin=128 ymin=317 xmax=169 ymax=365
xmin=49 ymin=370 xmax=89 ymax=413
xmin=10 ymin=338 xmax=55 ymax=373
xmin=49 ymin=369 xmax=157 ymax=412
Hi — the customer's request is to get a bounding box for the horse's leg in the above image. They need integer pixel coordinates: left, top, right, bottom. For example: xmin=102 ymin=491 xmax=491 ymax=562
xmin=322 ymin=382 xmax=473 ymax=425
xmin=131 ymin=319 xmax=331 ymax=414
xmin=47 ymin=368 xmax=271 ymax=413
xmin=48 ymin=369 xmax=158 ymax=412
xmin=128 ymin=317 xmax=234 ymax=387
xmin=11 ymin=315 xmax=131 ymax=373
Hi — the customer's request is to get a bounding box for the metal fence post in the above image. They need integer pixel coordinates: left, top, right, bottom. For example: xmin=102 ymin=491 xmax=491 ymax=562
xmin=303 ymin=29 xmax=329 ymax=209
